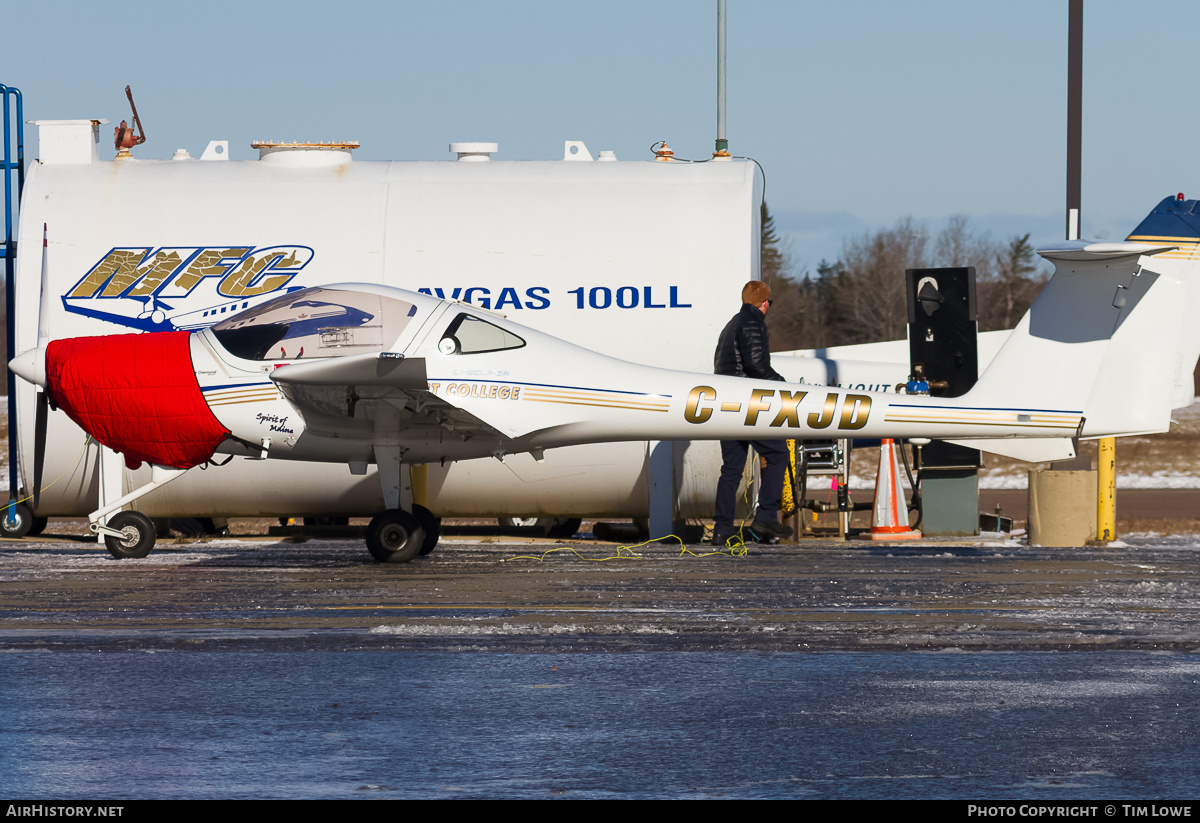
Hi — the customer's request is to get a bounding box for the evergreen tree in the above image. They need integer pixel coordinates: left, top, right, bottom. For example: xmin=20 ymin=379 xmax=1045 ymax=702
xmin=759 ymin=201 xmax=806 ymax=350
xmin=980 ymin=233 xmax=1043 ymax=331
xmin=760 ymin=201 xmax=785 ymax=282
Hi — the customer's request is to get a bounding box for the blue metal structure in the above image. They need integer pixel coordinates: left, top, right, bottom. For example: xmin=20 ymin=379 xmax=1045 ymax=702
xmin=1 ymin=84 xmax=25 ymax=525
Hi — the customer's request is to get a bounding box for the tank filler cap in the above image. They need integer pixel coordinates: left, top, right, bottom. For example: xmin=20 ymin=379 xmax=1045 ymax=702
xmin=252 ymin=140 xmax=358 ymax=166
xmin=450 ymin=142 xmax=498 ymax=162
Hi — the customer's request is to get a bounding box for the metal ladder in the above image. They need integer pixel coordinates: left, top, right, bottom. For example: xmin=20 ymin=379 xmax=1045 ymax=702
xmin=1 ymin=84 xmax=25 ymax=519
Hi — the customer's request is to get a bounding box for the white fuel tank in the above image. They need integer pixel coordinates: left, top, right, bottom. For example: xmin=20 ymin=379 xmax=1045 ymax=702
xmin=15 ymin=129 xmax=764 ymax=518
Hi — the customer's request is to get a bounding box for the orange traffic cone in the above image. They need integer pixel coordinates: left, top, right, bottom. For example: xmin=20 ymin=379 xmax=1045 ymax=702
xmin=867 ymin=439 xmax=922 ymax=540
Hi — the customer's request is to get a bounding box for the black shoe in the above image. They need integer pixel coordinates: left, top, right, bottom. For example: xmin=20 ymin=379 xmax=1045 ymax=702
xmin=751 ymin=519 xmax=793 ymax=539
xmin=710 ymin=528 xmax=738 ymax=546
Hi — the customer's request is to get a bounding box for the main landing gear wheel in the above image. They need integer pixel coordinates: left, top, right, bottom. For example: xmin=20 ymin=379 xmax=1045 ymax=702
xmin=0 ymin=503 xmax=34 ymax=538
xmin=366 ymin=509 xmax=426 ymax=564
xmin=412 ymin=504 xmax=441 ymax=557
xmin=104 ymin=511 xmax=157 ymax=559
xmin=497 ymin=517 xmax=582 ymax=539
xmin=304 ymin=516 xmax=350 ymax=527
xmin=547 ymin=518 xmax=582 ymax=539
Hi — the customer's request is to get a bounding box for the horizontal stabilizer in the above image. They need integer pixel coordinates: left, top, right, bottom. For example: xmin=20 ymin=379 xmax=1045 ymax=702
xmin=1036 ymin=239 xmax=1175 ymax=262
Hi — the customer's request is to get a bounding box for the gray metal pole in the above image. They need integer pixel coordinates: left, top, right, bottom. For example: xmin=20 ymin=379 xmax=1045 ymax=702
xmin=715 ymin=0 xmax=729 ymax=157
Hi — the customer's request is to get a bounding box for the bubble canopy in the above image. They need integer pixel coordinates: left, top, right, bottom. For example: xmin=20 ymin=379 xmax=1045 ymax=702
xmin=210 ymin=287 xmax=418 ymax=361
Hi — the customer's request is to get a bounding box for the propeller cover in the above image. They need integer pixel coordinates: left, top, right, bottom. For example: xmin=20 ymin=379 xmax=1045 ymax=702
xmin=45 ymin=331 xmax=230 ymax=470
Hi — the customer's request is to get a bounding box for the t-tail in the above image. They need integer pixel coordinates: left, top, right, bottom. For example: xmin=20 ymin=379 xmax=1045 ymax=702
xmin=960 ymin=195 xmax=1200 ymax=443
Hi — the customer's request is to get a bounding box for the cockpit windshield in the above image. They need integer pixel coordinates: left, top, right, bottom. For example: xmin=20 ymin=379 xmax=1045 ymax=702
xmin=211 ymin=287 xmax=418 ymax=361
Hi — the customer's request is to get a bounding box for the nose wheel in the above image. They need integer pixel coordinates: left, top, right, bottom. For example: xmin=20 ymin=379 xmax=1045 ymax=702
xmin=102 ymin=511 xmax=158 ymax=559
xmin=88 ymin=463 xmax=186 ymax=559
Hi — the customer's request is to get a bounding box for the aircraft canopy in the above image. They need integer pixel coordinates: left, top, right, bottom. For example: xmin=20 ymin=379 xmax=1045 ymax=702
xmin=210 ymin=287 xmax=419 ymax=361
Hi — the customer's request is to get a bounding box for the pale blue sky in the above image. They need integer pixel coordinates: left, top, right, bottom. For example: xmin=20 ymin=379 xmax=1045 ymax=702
xmin=6 ymin=0 xmax=1196 ymax=270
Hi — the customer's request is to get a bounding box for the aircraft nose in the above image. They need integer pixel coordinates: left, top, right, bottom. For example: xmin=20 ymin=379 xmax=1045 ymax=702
xmin=45 ymin=332 xmax=230 ymax=470
xmin=9 ymin=346 xmax=47 ymax=388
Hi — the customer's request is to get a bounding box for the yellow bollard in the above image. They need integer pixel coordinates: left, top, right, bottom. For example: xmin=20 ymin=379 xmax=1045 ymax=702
xmin=1097 ymin=437 xmax=1116 ymax=542
xmin=411 ymin=463 xmax=429 ymax=509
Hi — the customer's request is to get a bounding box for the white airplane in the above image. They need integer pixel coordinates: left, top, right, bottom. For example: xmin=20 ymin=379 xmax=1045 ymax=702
xmin=9 ymin=230 xmax=1199 ymax=562
xmin=15 ymin=121 xmax=1198 ymax=542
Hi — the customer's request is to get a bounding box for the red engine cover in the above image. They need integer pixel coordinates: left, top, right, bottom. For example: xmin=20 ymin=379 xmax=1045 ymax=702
xmin=46 ymin=331 xmax=230 ymax=470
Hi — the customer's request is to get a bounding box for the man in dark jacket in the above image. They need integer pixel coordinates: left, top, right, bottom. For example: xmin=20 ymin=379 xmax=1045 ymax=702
xmin=712 ymin=280 xmax=793 ymax=545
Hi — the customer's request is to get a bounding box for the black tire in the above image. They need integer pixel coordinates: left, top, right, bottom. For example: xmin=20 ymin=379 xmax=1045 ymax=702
xmin=546 ymin=518 xmax=582 ymax=539
xmin=0 ymin=503 xmax=34 ymax=538
xmin=498 ymin=517 xmax=582 ymax=538
xmin=365 ymin=509 xmax=425 ymax=564
xmin=412 ymin=504 xmax=441 ymax=556
xmin=169 ymin=517 xmax=208 ymax=537
xmin=303 ymin=516 xmax=350 ymax=527
xmin=27 ymin=516 xmax=48 ymax=537
xmin=104 ymin=511 xmax=157 ymax=559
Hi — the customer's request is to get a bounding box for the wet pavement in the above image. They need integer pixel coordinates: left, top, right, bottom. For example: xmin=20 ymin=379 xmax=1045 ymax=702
xmin=1 ymin=532 xmax=1198 ymax=653
xmin=3 ymin=532 xmax=1199 ymax=799
xmin=4 ymin=648 xmax=1199 ymax=799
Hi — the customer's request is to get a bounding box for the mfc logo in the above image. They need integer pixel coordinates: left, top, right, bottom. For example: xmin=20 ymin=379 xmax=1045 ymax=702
xmin=68 ymin=245 xmax=314 ymax=300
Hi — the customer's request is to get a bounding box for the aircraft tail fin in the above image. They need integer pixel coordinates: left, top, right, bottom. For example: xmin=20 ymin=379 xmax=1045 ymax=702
xmin=1122 ymin=195 xmax=1200 ymax=412
xmin=964 ymin=205 xmax=1200 ymax=438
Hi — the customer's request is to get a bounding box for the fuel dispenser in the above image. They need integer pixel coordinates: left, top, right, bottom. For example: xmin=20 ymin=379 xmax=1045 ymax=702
xmin=904 ymin=266 xmax=982 ymax=536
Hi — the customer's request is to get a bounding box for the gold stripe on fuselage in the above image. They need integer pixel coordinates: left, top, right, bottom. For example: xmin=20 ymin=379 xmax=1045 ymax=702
xmin=205 ymin=386 xmax=279 ymax=406
xmin=521 ymin=387 xmax=670 ymax=412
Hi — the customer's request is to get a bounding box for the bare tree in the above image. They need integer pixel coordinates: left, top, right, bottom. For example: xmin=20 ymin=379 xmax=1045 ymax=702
xmin=764 ymin=215 xmax=1050 ymax=349
xmin=828 ymin=218 xmax=930 ymax=344
xmin=933 ymin=215 xmax=996 ymax=281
